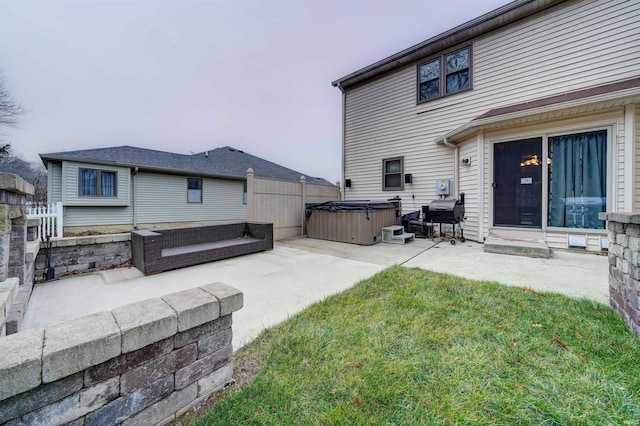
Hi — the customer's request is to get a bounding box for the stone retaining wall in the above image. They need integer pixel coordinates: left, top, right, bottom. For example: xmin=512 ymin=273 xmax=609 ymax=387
xmin=35 ymin=234 xmax=131 ymax=280
xmin=0 ymin=173 xmax=35 ymax=336
xmin=600 ymin=212 xmax=640 ymax=337
xmin=0 ymin=282 xmax=243 ymax=425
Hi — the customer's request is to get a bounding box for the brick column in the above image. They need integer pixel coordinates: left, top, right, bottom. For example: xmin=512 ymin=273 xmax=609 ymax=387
xmin=600 ymin=212 xmax=640 ymax=337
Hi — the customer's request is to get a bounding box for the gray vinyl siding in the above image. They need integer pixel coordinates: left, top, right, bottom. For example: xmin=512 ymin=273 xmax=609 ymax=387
xmin=47 ymin=161 xmax=62 ymax=204
xmin=134 ymin=172 xmax=247 ymax=224
xmin=64 ymin=205 xmax=133 ymax=227
xmin=61 ymin=161 xmax=130 ymax=206
xmin=343 ymin=0 xmax=640 ymax=212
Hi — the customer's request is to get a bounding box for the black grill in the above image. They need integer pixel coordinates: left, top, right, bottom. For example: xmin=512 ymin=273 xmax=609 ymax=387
xmin=423 ymin=199 xmax=465 ymax=224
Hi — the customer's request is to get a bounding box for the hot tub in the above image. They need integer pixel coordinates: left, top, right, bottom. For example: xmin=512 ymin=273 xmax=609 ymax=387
xmin=305 ymin=201 xmax=399 ymax=245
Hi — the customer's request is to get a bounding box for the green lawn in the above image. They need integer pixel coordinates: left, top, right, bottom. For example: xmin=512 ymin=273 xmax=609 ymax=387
xmin=193 ymin=266 xmax=640 ymax=425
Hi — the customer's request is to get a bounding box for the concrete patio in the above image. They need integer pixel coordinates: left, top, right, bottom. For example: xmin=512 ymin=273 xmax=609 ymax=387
xmin=21 ymin=237 xmax=609 ymax=351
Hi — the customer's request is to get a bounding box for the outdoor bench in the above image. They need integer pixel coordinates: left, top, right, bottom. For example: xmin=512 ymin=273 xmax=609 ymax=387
xmin=131 ymin=222 xmax=273 ymax=275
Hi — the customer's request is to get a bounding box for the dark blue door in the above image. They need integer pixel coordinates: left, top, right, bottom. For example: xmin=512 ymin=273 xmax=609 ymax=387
xmin=493 ymin=138 xmax=542 ymax=228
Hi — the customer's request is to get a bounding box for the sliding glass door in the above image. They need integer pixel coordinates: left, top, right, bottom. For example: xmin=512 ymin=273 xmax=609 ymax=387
xmin=492 ymin=129 xmax=608 ymax=231
xmin=548 ymin=130 xmax=607 ymax=229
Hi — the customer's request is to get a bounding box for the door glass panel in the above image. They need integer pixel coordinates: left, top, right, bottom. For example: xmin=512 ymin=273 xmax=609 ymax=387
xmin=493 ymin=138 xmax=542 ymax=227
xmin=548 ymin=130 xmax=607 ymax=229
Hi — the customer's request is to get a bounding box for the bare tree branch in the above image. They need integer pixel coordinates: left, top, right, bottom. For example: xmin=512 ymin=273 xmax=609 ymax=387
xmin=0 ymin=73 xmax=23 ymax=128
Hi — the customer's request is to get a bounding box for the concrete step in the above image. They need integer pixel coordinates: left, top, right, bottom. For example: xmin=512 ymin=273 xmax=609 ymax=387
xmin=483 ymin=235 xmax=551 ymax=258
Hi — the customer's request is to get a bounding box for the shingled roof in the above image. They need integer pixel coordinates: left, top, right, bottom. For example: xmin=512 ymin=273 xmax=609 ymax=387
xmin=40 ymin=146 xmax=333 ymax=186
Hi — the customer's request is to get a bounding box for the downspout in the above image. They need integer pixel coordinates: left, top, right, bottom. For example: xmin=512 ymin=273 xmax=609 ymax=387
xmin=335 ymin=82 xmax=346 ymax=200
xmin=132 ymin=167 xmax=138 ymax=230
xmin=442 ymin=138 xmax=459 ymax=197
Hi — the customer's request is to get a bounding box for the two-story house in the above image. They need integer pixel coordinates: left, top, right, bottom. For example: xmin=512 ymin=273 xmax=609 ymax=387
xmin=332 ymin=0 xmax=640 ymax=252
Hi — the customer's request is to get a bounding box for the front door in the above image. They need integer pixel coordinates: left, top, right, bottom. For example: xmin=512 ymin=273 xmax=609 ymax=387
xmin=493 ymin=138 xmax=542 ymax=228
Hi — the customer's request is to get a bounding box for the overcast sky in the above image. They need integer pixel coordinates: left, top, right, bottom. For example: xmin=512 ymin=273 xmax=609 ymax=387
xmin=0 ymin=0 xmax=510 ymax=183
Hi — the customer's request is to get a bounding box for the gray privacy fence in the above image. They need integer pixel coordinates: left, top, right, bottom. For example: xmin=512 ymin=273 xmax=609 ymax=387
xmin=600 ymin=212 xmax=640 ymax=337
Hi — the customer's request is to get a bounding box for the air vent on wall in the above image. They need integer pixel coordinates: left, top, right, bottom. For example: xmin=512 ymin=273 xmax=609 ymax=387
xmin=568 ymin=234 xmax=587 ymax=249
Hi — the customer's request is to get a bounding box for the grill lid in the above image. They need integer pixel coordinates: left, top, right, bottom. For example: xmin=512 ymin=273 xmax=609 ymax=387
xmin=426 ymin=199 xmax=465 ymax=222
xmin=429 ymin=199 xmax=459 ymax=211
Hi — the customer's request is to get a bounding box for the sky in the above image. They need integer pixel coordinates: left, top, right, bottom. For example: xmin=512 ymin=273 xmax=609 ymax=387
xmin=0 ymin=0 xmax=510 ymax=183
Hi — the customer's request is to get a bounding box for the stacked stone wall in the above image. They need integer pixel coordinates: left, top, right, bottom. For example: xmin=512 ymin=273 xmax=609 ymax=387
xmin=0 ymin=174 xmax=35 ymax=336
xmin=35 ymin=234 xmax=131 ymax=280
xmin=0 ymin=282 xmax=243 ymax=425
xmin=601 ymin=212 xmax=640 ymax=337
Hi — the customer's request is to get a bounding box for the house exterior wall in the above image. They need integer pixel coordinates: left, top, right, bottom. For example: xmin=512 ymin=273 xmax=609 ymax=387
xmin=63 ymin=206 xmax=134 ymax=228
xmin=51 ymin=163 xmax=247 ymax=229
xmin=342 ymin=0 xmax=640 ymax=249
xmin=343 ymin=0 xmax=639 ymax=208
xmin=46 ymin=161 xmax=62 ymax=205
xmin=134 ymin=172 xmax=247 ymax=224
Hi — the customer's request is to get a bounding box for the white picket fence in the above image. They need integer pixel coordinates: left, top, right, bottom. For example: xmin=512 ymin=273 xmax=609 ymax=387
xmin=26 ymin=202 xmax=64 ymax=240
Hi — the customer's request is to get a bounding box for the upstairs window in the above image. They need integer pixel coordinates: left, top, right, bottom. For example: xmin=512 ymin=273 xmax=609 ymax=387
xmin=79 ymin=169 xmax=117 ymax=197
xmin=418 ymin=59 xmax=440 ymax=101
xmin=418 ymin=46 xmax=471 ymax=103
xmin=187 ymin=178 xmax=203 ymax=203
xmin=383 ymin=157 xmax=403 ymax=191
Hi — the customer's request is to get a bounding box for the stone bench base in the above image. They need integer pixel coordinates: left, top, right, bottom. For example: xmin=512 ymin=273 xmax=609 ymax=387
xmin=132 ymin=223 xmax=273 ymax=275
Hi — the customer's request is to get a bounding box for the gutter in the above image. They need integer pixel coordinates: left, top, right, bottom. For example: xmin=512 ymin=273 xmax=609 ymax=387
xmin=335 ymin=82 xmax=346 ymax=200
xmin=132 ymin=167 xmax=138 ymax=230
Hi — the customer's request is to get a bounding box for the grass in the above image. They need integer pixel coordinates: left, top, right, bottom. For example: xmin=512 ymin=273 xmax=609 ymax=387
xmin=191 ymin=266 xmax=640 ymax=425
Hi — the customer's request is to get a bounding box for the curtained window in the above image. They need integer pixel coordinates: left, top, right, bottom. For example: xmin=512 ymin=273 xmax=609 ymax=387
xmin=548 ymin=130 xmax=607 ymax=229
xmin=79 ymin=169 xmax=117 ymax=197
xmin=101 ymin=172 xmax=116 ymax=196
